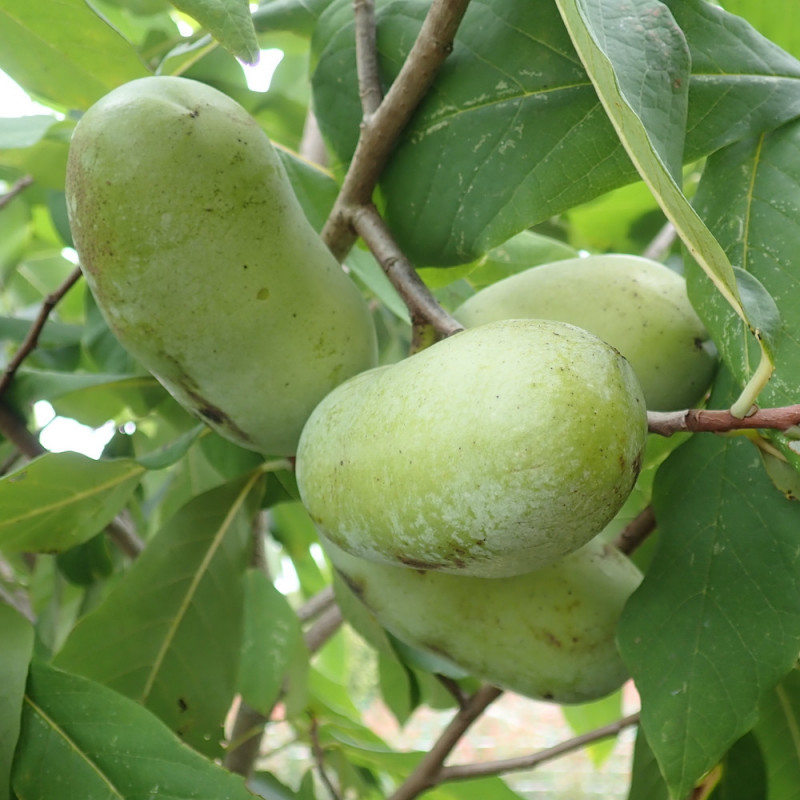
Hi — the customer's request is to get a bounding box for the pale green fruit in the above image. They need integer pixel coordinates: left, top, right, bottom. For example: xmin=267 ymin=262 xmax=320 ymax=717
xmin=455 ymin=254 xmax=716 ymax=411
xmin=66 ymin=76 xmax=377 ymax=455
xmin=296 ymin=319 xmax=647 ymax=578
xmin=325 ymin=534 xmax=643 ymax=704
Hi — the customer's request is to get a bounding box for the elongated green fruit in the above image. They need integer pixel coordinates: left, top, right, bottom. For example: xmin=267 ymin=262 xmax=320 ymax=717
xmin=455 ymin=254 xmax=716 ymax=410
xmin=325 ymin=534 xmax=643 ymax=704
xmin=296 ymin=319 xmax=647 ymax=578
xmin=66 ymin=76 xmax=377 ymax=455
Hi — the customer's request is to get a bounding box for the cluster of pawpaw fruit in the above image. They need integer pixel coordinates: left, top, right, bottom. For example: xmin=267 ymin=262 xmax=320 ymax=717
xmin=66 ymin=76 xmax=716 ymax=704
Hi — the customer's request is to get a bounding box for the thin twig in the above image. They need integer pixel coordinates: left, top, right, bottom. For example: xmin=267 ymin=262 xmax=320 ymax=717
xmin=322 ymin=0 xmax=472 ymax=261
xmin=388 ymin=684 xmax=503 ymax=800
xmin=354 ymin=0 xmax=383 ymax=117
xmin=310 ymin=713 xmax=342 ymax=800
xmin=0 ymin=582 xmax=36 ymax=623
xmin=0 ymin=175 xmax=33 ymax=210
xmin=297 ymin=584 xmax=337 ymax=623
xmin=438 ymin=712 xmax=640 ymax=783
xmin=614 ymin=506 xmax=656 ymax=555
xmin=351 ymin=204 xmax=463 ymax=343
xmin=304 ymin=604 xmax=344 ymax=652
xmin=0 ymin=401 xmax=144 ymax=557
xmin=648 ymin=405 xmax=800 ymax=436
xmin=0 ymin=266 xmax=83 ymax=397
xmin=643 ymin=221 xmax=677 ymax=262
xmin=435 ymin=674 xmax=469 ymax=709
xmin=224 ymin=700 xmax=268 ymax=778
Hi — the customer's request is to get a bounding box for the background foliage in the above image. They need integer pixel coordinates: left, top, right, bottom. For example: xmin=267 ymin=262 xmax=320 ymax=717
xmin=2 ymin=0 xmax=800 ymax=798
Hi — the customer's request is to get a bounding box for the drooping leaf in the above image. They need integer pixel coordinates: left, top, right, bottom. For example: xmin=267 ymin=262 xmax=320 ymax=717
xmin=53 ymin=472 xmax=264 ymax=757
xmin=312 ymin=0 xmax=800 ymax=267
xmin=618 ymin=372 xmax=800 ymax=798
xmin=9 ymin=368 xmax=166 ymax=427
xmin=556 ymin=0 xmax=745 ymax=311
xmin=0 ymin=0 xmax=150 ymax=110
xmin=0 ymin=451 xmax=145 ymax=554
xmin=753 ymin=670 xmax=800 ymax=799
xmin=12 ymin=660 xmax=258 ymax=799
xmin=708 ymin=732 xmax=768 ymax=800
xmin=687 ymin=117 xmax=800 ymax=421
xmin=627 ymin=729 xmax=670 ymax=800
xmin=172 ymin=0 xmax=260 ymax=64
xmin=0 ymin=604 xmax=34 ymax=800
xmin=238 ymin=569 xmax=304 ymax=715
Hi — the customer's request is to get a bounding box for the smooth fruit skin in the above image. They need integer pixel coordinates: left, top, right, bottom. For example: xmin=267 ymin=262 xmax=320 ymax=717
xmin=296 ymin=319 xmax=647 ymax=578
xmin=455 ymin=254 xmax=716 ymax=411
xmin=66 ymin=76 xmax=377 ymax=455
xmin=325 ymin=534 xmax=643 ymax=704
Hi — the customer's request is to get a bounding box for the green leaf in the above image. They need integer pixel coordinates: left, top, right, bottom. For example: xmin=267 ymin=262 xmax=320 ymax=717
xmin=136 ymin=424 xmax=207 ymax=470
xmin=238 ymin=569 xmax=304 ymax=714
xmin=0 ymin=115 xmax=58 ymax=149
xmin=560 ymin=690 xmax=623 ymax=766
xmin=618 ymin=378 xmax=800 ymax=797
xmin=687 ymin=117 xmax=800 ymax=412
xmin=0 ymin=452 xmax=145 ymax=554
xmin=53 ymin=473 xmax=264 ymax=757
xmin=0 ymin=0 xmax=150 ymax=110
xmin=753 ymin=670 xmax=800 ymax=799
xmin=12 ymin=660 xmax=258 ymax=799
xmin=709 ymin=733 xmax=768 ymax=800
xmin=9 ymin=369 xmax=166 ymax=427
xmin=252 ymin=0 xmax=332 ymax=38
xmin=0 ymin=605 xmax=34 ymax=800
xmin=0 ymin=317 xmax=83 ymax=349
xmin=627 ymin=729 xmax=670 ymax=800
xmin=312 ymin=0 xmax=800 ymax=267
xmin=172 ymin=0 xmax=260 ymax=64
xmin=555 ymin=0 xmax=763 ymax=393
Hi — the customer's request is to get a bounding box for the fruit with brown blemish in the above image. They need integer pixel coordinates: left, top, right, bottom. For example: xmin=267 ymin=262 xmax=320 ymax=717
xmin=454 ymin=254 xmax=716 ymax=410
xmin=324 ymin=533 xmax=643 ymax=704
xmin=296 ymin=319 xmax=647 ymax=578
xmin=66 ymin=75 xmax=377 ymax=455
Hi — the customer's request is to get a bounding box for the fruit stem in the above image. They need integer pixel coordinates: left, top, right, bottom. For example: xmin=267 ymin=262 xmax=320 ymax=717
xmin=729 ymin=343 xmax=774 ymax=419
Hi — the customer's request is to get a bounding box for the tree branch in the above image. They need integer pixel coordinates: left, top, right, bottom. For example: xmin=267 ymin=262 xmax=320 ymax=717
xmin=388 ymin=684 xmax=503 ymax=800
xmin=648 ymin=405 xmax=800 ymax=437
xmin=322 ymin=0 xmax=472 ymax=261
xmin=0 ymin=266 xmax=83 ymax=397
xmin=614 ymin=506 xmax=656 ymax=555
xmin=297 ymin=584 xmax=337 ymax=623
xmin=354 ymin=0 xmax=383 ymax=117
xmin=438 ymin=711 xmax=640 ymax=783
xmin=350 ymin=204 xmax=463 ymax=345
xmin=0 ymin=175 xmax=33 ymax=210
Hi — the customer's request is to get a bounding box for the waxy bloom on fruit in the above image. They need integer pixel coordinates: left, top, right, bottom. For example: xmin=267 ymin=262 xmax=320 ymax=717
xmin=66 ymin=76 xmax=377 ymax=455
xmin=297 ymin=319 xmax=647 ymax=578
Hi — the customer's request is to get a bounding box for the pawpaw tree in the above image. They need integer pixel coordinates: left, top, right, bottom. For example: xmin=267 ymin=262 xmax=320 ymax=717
xmin=2 ymin=1 xmax=800 ymax=799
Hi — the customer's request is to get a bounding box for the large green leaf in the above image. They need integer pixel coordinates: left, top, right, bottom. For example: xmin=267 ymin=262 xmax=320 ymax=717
xmin=627 ymin=729 xmax=670 ymax=800
xmin=0 ymin=605 xmax=34 ymax=800
xmin=172 ymin=0 xmax=259 ymax=64
xmin=12 ymin=660 xmax=258 ymax=799
xmin=687 ymin=117 xmax=800 ymax=427
xmin=618 ymin=385 xmax=800 ymax=798
xmin=53 ymin=473 xmax=264 ymax=757
xmin=312 ymin=0 xmax=800 ymax=267
xmin=713 ymin=0 xmax=800 ymax=61
xmin=555 ymin=0 xmax=774 ymax=407
xmin=0 ymin=452 xmax=145 ymax=554
xmin=0 ymin=0 xmax=150 ymax=110
xmin=237 ymin=568 xmax=304 ymax=715
xmin=753 ymin=670 xmax=800 ymax=799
